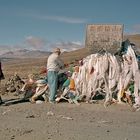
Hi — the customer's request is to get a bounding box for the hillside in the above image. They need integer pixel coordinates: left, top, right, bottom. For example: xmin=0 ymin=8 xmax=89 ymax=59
xmin=62 ymin=34 xmax=140 ymax=62
xmin=62 ymin=47 xmax=90 ymax=63
xmin=124 ymin=34 xmax=140 ymax=47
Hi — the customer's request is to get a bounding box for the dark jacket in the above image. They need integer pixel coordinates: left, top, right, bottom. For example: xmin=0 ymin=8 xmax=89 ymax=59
xmin=0 ymin=61 xmax=5 ymax=80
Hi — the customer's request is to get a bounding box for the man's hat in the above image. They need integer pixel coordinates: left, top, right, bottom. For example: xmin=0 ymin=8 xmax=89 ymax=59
xmin=53 ymin=48 xmax=61 ymax=53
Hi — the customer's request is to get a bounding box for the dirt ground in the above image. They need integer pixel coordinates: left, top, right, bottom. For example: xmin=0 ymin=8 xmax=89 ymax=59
xmin=0 ymin=95 xmax=140 ymax=140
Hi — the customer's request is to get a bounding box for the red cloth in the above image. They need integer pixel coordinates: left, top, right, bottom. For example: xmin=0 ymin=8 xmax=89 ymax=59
xmin=40 ymin=67 xmax=47 ymax=74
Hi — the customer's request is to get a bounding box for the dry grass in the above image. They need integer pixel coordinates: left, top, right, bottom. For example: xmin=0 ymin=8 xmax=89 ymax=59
xmin=124 ymin=34 xmax=140 ymax=47
xmin=3 ymin=58 xmax=47 ymax=79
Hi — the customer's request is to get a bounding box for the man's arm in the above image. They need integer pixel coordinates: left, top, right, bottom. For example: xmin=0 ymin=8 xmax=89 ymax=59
xmin=57 ymin=58 xmax=64 ymax=69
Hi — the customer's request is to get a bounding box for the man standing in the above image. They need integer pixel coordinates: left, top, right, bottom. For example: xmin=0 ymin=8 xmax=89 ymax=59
xmin=0 ymin=60 xmax=4 ymax=81
xmin=0 ymin=60 xmax=5 ymax=104
xmin=47 ymin=48 xmax=64 ymax=103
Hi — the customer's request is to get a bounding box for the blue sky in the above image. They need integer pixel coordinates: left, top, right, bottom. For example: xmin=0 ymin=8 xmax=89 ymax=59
xmin=0 ymin=0 xmax=140 ymax=54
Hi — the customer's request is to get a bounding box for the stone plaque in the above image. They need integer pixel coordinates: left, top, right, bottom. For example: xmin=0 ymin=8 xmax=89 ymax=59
xmin=85 ymin=24 xmax=123 ymax=53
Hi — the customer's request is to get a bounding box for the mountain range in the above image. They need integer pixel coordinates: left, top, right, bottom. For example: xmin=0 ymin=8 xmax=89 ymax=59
xmin=0 ymin=34 xmax=140 ymax=59
xmin=0 ymin=49 xmax=51 ymax=58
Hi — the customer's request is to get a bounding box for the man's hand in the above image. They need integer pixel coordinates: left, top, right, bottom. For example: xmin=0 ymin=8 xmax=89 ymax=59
xmin=64 ymin=63 xmax=69 ymax=68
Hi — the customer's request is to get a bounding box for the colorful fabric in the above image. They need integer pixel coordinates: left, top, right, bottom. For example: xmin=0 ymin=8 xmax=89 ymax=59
xmin=121 ymin=88 xmax=125 ymax=98
xmin=74 ymin=66 xmax=79 ymax=73
xmin=69 ymin=79 xmax=75 ymax=91
xmin=62 ymin=79 xmax=70 ymax=88
xmin=129 ymin=84 xmax=134 ymax=94
xmin=69 ymin=65 xmax=74 ymax=73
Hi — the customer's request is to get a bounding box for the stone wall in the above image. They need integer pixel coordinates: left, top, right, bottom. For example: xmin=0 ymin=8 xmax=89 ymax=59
xmin=85 ymin=24 xmax=123 ymax=53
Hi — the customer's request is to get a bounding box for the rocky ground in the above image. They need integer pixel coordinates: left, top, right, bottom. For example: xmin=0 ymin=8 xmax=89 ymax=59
xmin=0 ymin=95 xmax=140 ymax=140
